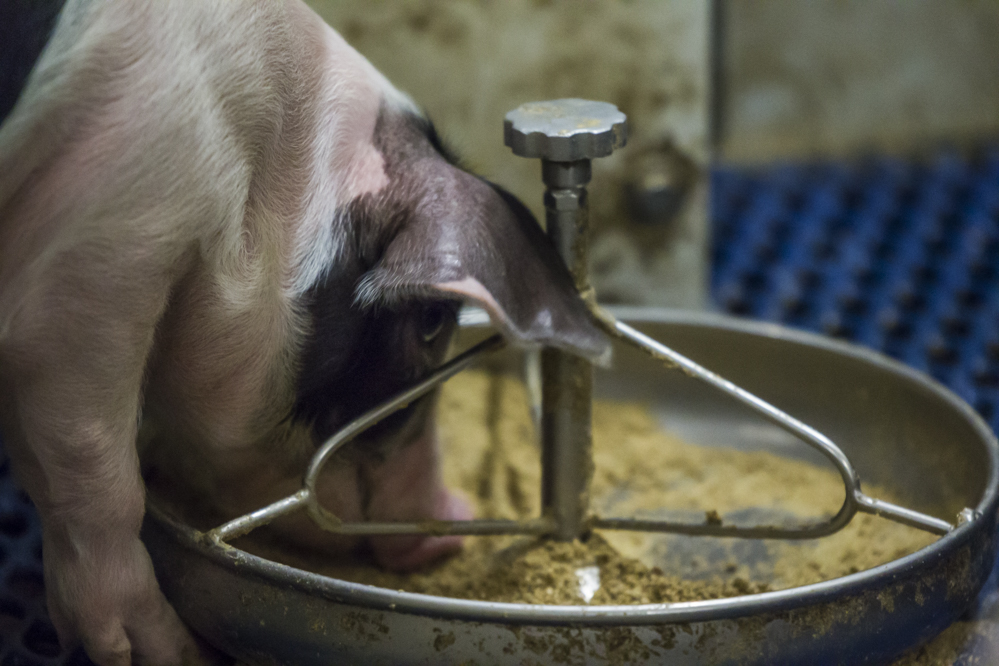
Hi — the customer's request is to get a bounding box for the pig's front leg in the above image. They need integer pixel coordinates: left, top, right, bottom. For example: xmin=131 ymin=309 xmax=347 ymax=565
xmin=362 ymin=422 xmax=473 ymax=572
xmin=0 ymin=258 xmax=203 ymax=665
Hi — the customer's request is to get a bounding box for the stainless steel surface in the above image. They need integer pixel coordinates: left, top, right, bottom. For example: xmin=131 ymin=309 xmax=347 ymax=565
xmin=503 ymin=99 xmax=627 ymax=162
xmin=590 ymin=308 xmax=954 ymax=537
xmin=145 ymin=310 xmax=999 ymax=665
xmin=536 ymin=157 xmax=593 ymax=541
xmin=539 ymin=347 xmax=594 ymax=541
xmin=506 ymin=99 xmax=627 ymax=541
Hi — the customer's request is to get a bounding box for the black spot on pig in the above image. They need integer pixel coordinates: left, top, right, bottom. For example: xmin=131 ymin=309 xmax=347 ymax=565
xmin=0 ymin=0 xmax=67 ymax=123
xmin=292 ymin=105 xmax=608 ymax=450
xmin=292 ymin=255 xmax=460 ymax=449
xmin=411 ymin=116 xmax=462 ymax=168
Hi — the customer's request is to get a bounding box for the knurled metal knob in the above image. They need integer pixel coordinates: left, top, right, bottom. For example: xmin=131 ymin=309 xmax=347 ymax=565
xmin=504 ymin=98 xmax=628 ymax=162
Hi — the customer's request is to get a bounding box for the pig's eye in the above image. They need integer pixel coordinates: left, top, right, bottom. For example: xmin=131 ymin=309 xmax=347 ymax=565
xmin=420 ymin=304 xmax=449 ymax=343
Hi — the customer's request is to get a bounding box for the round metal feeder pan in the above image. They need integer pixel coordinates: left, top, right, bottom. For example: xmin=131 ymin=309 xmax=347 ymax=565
xmin=143 ymin=309 xmax=999 ymax=666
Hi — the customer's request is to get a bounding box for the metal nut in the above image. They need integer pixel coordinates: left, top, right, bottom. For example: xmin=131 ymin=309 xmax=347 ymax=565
xmin=544 ymin=189 xmax=584 ymax=211
xmin=504 ymin=98 xmax=627 ymax=162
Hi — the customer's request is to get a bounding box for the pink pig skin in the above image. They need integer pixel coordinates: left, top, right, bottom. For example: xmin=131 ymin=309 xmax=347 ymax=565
xmin=0 ymin=1 xmax=608 ymax=664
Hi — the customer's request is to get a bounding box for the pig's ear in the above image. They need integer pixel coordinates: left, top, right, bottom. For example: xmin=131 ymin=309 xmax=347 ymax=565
xmin=355 ymin=171 xmax=610 ymax=361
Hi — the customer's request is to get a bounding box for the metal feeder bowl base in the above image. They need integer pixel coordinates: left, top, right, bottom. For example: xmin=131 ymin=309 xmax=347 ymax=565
xmin=143 ymin=309 xmax=999 ymax=666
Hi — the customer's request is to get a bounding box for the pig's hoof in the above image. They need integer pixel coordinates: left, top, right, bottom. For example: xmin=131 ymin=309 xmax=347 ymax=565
xmin=371 ymin=491 xmax=473 ymax=572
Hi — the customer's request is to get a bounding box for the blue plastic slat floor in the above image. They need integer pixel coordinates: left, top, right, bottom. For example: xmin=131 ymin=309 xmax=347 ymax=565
xmin=713 ymin=149 xmax=999 ymax=435
xmin=710 ymin=149 xmax=999 ymax=665
xmin=1 ymin=148 xmax=998 ymax=663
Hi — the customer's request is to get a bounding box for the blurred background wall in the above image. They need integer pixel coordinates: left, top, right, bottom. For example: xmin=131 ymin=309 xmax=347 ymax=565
xmin=305 ymin=0 xmax=999 ymax=308
xmin=722 ymin=0 xmax=999 ymax=163
xmin=306 ymin=0 xmax=713 ymax=308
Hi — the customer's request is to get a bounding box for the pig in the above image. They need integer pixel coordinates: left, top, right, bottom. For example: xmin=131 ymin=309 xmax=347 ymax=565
xmin=0 ymin=0 xmax=609 ymax=664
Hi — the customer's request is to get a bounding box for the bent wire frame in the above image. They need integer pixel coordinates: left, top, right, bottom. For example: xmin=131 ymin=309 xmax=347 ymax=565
xmin=204 ymin=311 xmax=957 ymax=547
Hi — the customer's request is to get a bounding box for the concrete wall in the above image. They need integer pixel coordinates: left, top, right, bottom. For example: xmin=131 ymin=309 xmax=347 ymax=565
xmin=721 ymin=0 xmax=999 ymax=162
xmin=304 ymin=0 xmax=999 ymax=305
xmin=307 ymin=0 xmax=713 ymax=308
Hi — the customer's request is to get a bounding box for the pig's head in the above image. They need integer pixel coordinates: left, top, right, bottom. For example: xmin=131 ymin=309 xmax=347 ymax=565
xmin=293 ymin=108 xmax=609 ymax=447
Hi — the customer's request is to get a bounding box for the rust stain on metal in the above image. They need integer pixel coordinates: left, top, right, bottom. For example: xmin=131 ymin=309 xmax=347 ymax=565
xmin=339 ymin=611 xmax=390 ymax=644
xmin=522 ymin=633 xmax=550 ymax=655
xmin=432 ymin=628 xmax=457 ymax=651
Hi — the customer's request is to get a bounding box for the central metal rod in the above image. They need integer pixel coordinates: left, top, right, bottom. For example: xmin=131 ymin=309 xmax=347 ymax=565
xmin=504 ymin=98 xmax=628 ymax=541
xmin=541 ymin=159 xmax=595 ymax=540
xmin=200 ymin=99 xmax=959 ymax=553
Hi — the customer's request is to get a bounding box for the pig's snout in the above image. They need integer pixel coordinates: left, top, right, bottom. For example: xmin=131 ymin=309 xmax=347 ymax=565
xmin=361 ymin=425 xmax=473 ymax=572
xmin=371 ymin=487 xmax=473 ymax=572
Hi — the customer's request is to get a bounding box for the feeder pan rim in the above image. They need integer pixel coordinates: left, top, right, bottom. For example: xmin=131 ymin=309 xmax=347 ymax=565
xmin=148 ymin=503 xmax=981 ymax=627
xmin=145 ymin=308 xmax=999 ymax=628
